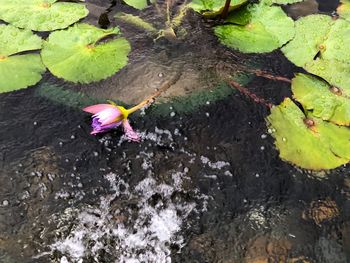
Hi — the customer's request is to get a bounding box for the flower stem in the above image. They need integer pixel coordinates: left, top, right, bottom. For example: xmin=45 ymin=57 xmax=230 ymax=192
xmin=127 ymin=70 xmax=183 ymax=115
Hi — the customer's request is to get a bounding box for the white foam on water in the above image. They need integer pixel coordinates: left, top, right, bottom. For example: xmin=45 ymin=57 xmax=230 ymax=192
xmin=48 ymin=169 xmax=198 ymax=263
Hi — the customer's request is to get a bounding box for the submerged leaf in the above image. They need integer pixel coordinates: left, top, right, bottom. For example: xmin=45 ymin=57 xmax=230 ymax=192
xmin=115 ymin=12 xmax=157 ymax=33
xmin=41 ymin=23 xmax=131 ymax=83
xmin=0 ymin=25 xmax=45 ymax=93
xmin=0 ymin=0 xmax=89 ymax=31
xmin=267 ymin=98 xmax=350 ymax=170
xmin=292 ymin=73 xmax=350 ymax=126
xmin=215 ymin=3 xmax=295 ymax=53
xmin=189 ymin=0 xmax=248 ymax=17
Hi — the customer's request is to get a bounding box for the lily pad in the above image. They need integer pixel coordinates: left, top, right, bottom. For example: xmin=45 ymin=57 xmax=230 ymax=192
xmin=123 ymin=0 xmax=155 ymax=10
xmin=267 ymin=98 xmax=350 ymax=170
xmin=0 ymin=25 xmax=45 ymax=93
xmin=305 ymin=58 xmax=350 ymax=96
xmin=263 ymin=0 xmax=304 ymax=5
xmin=41 ymin=23 xmax=131 ymax=84
xmin=337 ymin=0 xmax=350 ymax=21
xmin=214 ymin=3 xmax=295 ymax=53
xmin=282 ymin=15 xmax=350 ymax=67
xmin=292 ymin=73 xmax=350 ymax=126
xmin=281 ymin=15 xmax=333 ymax=67
xmin=189 ymin=0 xmax=248 ymax=17
xmin=0 ymin=0 xmax=89 ymax=31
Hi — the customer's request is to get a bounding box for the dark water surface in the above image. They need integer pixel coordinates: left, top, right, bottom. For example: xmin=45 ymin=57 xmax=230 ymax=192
xmin=1 ymin=0 xmax=349 ymax=263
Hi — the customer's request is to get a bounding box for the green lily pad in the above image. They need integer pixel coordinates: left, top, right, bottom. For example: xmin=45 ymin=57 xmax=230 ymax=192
xmin=263 ymin=0 xmax=304 ymax=5
xmin=305 ymin=58 xmax=350 ymax=96
xmin=0 ymin=0 xmax=89 ymax=31
xmin=123 ymin=0 xmax=155 ymax=10
xmin=282 ymin=15 xmax=350 ymax=67
xmin=0 ymin=25 xmax=45 ymax=93
xmin=337 ymin=0 xmax=350 ymax=21
xmin=189 ymin=0 xmax=248 ymax=17
xmin=281 ymin=15 xmax=333 ymax=67
xmin=292 ymin=73 xmax=350 ymax=126
xmin=41 ymin=23 xmax=131 ymax=84
xmin=267 ymin=98 xmax=350 ymax=170
xmin=214 ymin=3 xmax=295 ymax=53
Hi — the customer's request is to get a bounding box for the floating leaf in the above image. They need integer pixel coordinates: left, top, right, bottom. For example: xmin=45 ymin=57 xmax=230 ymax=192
xmin=305 ymin=58 xmax=350 ymax=96
xmin=281 ymin=15 xmax=333 ymax=67
xmin=189 ymin=0 xmax=248 ymax=17
xmin=0 ymin=0 xmax=89 ymax=31
xmin=292 ymin=73 xmax=350 ymax=126
xmin=282 ymin=15 xmax=350 ymax=67
xmin=337 ymin=0 xmax=350 ymax=21
xmin=41 ymin=23 xmax=131 ymax=84
xmin=262 ymin=0 xmax=304 ymax=5
xmin=0 ymin=25 xmax=45 ymax=93
xmin=123 ymin=0 xmax=155 ymax=10
xmin=267 ymin=98 xmax=350 ymax=170
xmin=214 ymin=3 xmax=295 ymax=53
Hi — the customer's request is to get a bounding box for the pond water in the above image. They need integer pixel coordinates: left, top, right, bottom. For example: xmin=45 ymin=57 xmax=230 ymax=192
xmin=1 ymin=0 xmax=350 ymax=263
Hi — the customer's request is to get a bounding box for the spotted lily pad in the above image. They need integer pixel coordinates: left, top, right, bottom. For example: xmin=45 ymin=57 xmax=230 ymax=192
xmin=337 ymin=0 xmax=350 ymax=21
xmin=0 ymin=25 xmax=45 ymax=93
xmin=292 ymin=73 xmax=350 ymax=126
xmin=189 ymin=0 xmax=248 ymax=17
xmin=41 ymin=23 xmax=131 ymax=84
xmin=0 ymin=0 xmax=89 ymax=31
xmin=282 ymin=15 xmax=350 ymax=67
xmin=214 ymin=3 xmax=295 ymax=53
xmin=305 ymin=59 xmax=350 ymax=96
xmin=267 ymin=98 xmax=350 ymax=170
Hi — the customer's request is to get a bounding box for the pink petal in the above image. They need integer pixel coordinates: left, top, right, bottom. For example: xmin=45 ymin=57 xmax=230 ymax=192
xmin=93 ymin=107 xmax=122 ymax=126
xmin=83 ymin=104 xmax=115 ymax=115
xmin=123 ymin=119 xmax=140 ymax=142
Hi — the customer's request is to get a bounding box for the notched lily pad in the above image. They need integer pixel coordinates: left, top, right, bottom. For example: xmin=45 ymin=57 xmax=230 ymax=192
xmin=267 ymin=98 xmax=350 ymax=170
xmin=189 ymin=0 xmax=248 ymax=17
xmin=282 ymin=15 xmax=350 ymax=67
xmin=0 ymin=0 xmax=89 ymax=31
xmin=281 ymin=15 xmax=333 ymax=67
xmin=214 ymin=3 xmax=295 ymax=53
xmin=305 ymin=58 xmax=350 ymax=97
xmin=41 ymin=23 xmax=131 ymax=84
xmin=292 ymin=73 xmax=350 ymax=126
xmin=0 ymin=25 xmax=45 ymax=93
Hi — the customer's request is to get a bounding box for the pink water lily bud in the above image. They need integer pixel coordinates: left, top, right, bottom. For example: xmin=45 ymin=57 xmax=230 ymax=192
xmin=83 ymin=103 xmax=141 ymax=142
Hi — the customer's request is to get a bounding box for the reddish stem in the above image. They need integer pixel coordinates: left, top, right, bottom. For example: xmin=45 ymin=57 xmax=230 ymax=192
xmin=221 ymin=0 xmax=231 ymax=19
xmin=227 ymin=79 xmax=273 ymax=109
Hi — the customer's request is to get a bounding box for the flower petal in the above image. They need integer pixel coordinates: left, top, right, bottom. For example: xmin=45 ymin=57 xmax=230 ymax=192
xmin=123 ymin=119 xmax=140 ymax=142
xmin=91 ymin=120 xmax=122 ymax=135
xmin=93 ymin=107 xmax=122 ymax=126
xmin=83 ymin=104 xmax=115 ymax=115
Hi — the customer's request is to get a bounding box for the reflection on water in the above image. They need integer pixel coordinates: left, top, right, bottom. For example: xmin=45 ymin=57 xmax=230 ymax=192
xmin=0 ymin=0 xmax=349 ymax=262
